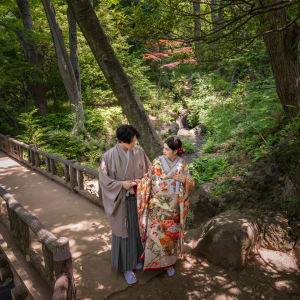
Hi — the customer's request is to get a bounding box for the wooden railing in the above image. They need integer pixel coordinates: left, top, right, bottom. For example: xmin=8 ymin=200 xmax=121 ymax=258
xmin=0 ymin=134 xmax=102 ymax=208
xmin=0 ymin=187 xmax=75 ymax=299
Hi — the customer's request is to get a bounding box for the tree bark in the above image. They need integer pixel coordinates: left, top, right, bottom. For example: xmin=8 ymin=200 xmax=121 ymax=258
xmin=211 ymin=0 xmax=218 ymax=32
xmin=41 ymin=0 xmax=85 ymax=134
xmin=210 ymin=0 xmax=224 ymax=32
xmin=193 ymin=0 xmax=201 ymax=64
xmin=15 ymin=0 xmax=48 ymax=115
xmin=261 ymin=9 xmax=300 ymax=118
xmin=67 ymin=7 xmax=81 ymax=93
xmin=67 ymin=0 xmax=162 ymax=160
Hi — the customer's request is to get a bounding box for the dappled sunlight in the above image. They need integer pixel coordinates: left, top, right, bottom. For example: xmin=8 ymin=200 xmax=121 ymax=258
xmin=0 ymin=154 xmax=129 ymax=298
xmin=258 ymin=248 xmax=299 ymax=272
xmin=122 ymin=250 xmax=300 ymax=299
xmin=2 ymin=153 xmax=299 ymax=299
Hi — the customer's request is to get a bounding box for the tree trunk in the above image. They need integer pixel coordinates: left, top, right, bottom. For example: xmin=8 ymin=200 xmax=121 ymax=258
xmin=41 ymin=0 xmax=85 ymax=134
xmin=193 ymin=0 xmax=201 ymax=64
xmin=67 ymin=0 xmax=162 ymax=160
xmin=211 ymin=0 xmax=224 ymax=32
xmin=211 ymin=0 xmax=218 ymax=32
xmin=15 ymin=0 xmax=48 ymax=115
xmin=262 ymin=9 xmax=300 ymax=118
xmin=67 ymin=7 xmax=81 ymax=93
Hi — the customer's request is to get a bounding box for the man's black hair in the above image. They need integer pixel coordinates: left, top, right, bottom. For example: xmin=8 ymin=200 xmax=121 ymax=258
xmin=116 ymin=125 xmax=140 ymax=144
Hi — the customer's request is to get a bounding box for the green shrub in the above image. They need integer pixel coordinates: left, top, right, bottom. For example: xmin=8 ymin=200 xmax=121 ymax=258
xmin=182 ymin=138 xmax=195 ymax=154
xmin=190 ymin=155 xmax=229 ymax=184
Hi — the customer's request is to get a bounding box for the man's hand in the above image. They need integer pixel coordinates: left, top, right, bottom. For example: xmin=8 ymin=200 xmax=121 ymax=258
xmin=122 ymin=181 xmax=137 ymax=190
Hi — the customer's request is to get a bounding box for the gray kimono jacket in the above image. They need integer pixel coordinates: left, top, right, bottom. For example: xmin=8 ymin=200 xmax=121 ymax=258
xmin=99 ymin=143 xmax=150 ymax=238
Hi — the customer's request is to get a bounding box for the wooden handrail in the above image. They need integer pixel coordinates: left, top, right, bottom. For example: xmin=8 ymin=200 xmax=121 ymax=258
xmin=0 ymin=134 xmax=102 ymax=207
xmin=0 ymin=188 xmax=75 ymax=299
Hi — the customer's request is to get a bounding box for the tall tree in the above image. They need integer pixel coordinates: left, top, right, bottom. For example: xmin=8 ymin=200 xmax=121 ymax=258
xmin=15 ymin=0 xmax=48 ymax=115
xmin=150 ymin=0 xmax=300 ymax=118
xmin=41 ymin=0 xmax=85 ymax=134
xmin=193 ymin=0 xmax=201 ymax=63
xmin=67 ymin=0 xmax=162 ymax=160
xmin=211 ymin=0 xmax=224 ymax=32
xmin=260 ymin=7 xmax=300 ymax=118
xmin=67 ymin=7 xmax=81 ymax=93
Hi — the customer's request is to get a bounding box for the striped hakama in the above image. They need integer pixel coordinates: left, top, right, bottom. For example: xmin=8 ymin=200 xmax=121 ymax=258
xmin=111 ymin=195 xmax=143 ymax=272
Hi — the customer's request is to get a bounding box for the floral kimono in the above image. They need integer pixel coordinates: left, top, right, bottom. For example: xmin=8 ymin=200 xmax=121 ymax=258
xmin=137 ymin=155 xmax=194 ymax=270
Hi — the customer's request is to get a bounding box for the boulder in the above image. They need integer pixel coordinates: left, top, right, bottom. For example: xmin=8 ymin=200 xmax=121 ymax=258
xmin=258 ymin=214 xmax=294 ymax=252
xmin=193 ymin=124 xmax=207 ymax=136
xmin=178 ymin=109 xmax=189 ymax=129
xmin=190 ymin=183 xmax=219 ymax=220
xmin=169 ymin=122 xmax=179 ymax=135
xmin=294 ymin=240 xmax=300 ymax=268
xmin=177 ymin=128 xmax=194 ymax=137
xmin=194 ymin=210 xmax=259 ymax=270
xmin=157 ymin=122 xmax=179 ymax=137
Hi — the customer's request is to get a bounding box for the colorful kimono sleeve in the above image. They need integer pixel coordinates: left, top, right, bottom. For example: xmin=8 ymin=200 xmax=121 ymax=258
xmin=136 ymin=165 xmax=153 ymax=242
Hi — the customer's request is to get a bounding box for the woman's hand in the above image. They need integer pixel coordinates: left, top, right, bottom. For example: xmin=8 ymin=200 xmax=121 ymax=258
xmin=122 ymin=181 xmax=137 ymax=190
xmin=172 ymin=171 xmax=185 ymax=183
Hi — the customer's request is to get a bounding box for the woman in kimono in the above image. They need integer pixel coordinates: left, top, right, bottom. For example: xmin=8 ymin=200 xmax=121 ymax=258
xmin=137 ymin=136 xmax=194 ymax=276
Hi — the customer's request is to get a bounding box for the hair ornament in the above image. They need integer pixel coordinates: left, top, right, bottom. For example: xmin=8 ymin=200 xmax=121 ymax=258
xmin=177 ymin=147 xmax=184 ymax=155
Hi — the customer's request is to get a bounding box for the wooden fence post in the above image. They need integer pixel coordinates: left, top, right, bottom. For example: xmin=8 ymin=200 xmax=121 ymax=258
xmin=77 ymin=169 xmax=84 ymax=190
xmin=45 ymin=156 xmax=51 ymax=173
xmin=43 ymin=243 xmax=55 ymax=284
xmin=19 ymin=146 xmax=24 ymax=160
xmin=53 ymin=237 xmax=76 ymax=300
xmin=64 ymin=163 xmax=70 ymax=183
xmin=69 ymin=162 xmax=77 ymax=190
xmin=29 ymin=145 xmax=35 ymax=167
xmin=7 ymin=206 xmax=17 ymax=233
xmin=17 ymin=218 xmax=31 ymax=255
xmin=5 ymin=136 xmax=10 ymax=154
xmin=34 ymin=149 xmax=41 ymax=168
xmin=50 ymin=159 xmax=57 ymax=175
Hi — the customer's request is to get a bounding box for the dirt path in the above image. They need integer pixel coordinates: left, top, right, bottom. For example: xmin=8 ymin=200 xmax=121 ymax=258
xmin=109 ymin=250 xmax=300 ymax=300
xmin=1 ymin=151 xmax=299 ymax=299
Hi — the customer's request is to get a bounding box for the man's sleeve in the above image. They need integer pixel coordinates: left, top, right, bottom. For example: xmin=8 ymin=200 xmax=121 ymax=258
xmin=99 ymin=154 xmax=124 ymax=216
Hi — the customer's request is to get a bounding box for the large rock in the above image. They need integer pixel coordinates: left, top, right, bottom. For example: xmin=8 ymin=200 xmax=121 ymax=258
xmin=194 ymin=210 xmax=259 ymax=270
xmin=258 ymin=214 xmax=294 ymax=252
xmin=190 ymin=183 xmax=219 ymax=220
xmin=157 ymin=122 xmax=179 ymax=137
xmin=294 ymin=240 xmax=300 ymax=268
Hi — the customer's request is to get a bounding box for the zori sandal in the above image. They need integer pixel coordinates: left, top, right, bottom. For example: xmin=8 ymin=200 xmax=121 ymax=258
xmin=166 ymin=267 xmax=175 ymax=277
xmin=124 ymin=270 xmax=137 ymax=284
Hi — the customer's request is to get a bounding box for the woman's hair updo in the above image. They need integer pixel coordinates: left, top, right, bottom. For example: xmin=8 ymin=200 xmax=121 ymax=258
xmin=165 ymin=136 xmax=183 ymax=156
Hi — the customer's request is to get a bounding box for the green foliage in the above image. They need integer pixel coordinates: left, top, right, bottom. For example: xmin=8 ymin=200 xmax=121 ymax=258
xmin=181 ymin=138 xmax=194 ymax=154
xmin=85 ymin=107 xmax=124 ymax=137
xmin=17 ymin=109 xmax=40 ymax=144
xmin=185 ymin=71 xmax=283 ymax=162
xmin=190 ymin=156 xmax=229 ymax=184
xmin=1 ymin=0 xmax=299 ymax=193
xmin=15 ymin=107 xmax=125 ymax=168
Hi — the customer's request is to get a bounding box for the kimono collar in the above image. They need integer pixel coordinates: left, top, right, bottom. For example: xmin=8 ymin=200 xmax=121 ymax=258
xmin=160 ymin=155 xmax=182 ymax=174
xmin=115 ymin=143 xmax=133 ymax=178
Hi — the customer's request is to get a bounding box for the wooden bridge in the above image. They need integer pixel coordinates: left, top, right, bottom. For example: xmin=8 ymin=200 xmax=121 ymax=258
xmin=0 ymin=134 xmax=157 ymax=299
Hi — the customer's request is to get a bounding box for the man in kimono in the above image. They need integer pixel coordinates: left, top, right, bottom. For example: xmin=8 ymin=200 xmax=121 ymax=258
xmin=99 ymin=125 xmax=151 ymax=284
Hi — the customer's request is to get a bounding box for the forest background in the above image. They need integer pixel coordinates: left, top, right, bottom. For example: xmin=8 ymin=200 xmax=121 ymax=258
xmin=1 ymin=0 xmax=300 ymax=218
